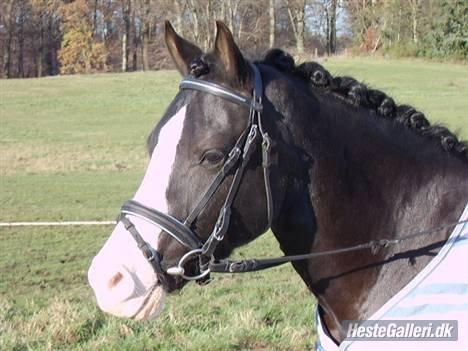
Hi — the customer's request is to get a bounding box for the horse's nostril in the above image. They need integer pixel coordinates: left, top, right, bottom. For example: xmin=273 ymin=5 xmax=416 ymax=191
xmin=108 ymin=271 xmax=124 ymax=289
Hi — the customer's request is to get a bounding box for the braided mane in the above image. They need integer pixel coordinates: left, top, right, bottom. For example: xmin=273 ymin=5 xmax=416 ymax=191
xmin=259 ymin=49 xmax=468 ymax=162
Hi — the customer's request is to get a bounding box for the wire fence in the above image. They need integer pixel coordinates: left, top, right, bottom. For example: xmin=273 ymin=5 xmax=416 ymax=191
xmin=0 ymin=221 xmax=116 ymax=227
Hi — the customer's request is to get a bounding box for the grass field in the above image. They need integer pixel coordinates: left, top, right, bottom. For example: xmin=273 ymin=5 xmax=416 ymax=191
xmin=1 ymin=58 xmax=467 ymax=350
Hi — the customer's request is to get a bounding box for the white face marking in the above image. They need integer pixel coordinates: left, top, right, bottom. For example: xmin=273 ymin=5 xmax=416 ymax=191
xmin=88 ymin=106 xmax=187 ymax=320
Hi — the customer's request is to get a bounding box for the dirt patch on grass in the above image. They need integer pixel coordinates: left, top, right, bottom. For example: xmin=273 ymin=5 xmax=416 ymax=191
xmin=0 ymin=143 xmax=147 ymax=175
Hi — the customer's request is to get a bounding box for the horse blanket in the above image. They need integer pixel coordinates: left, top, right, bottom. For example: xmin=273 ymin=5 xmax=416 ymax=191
xmin=317 ymin=203 xmax=468 ymax=351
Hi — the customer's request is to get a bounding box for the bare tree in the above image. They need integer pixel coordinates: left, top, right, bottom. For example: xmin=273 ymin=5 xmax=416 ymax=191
xmin=92 ymin=0 xmax=98 ymax=37
xmin=269 ymin=0 xmax=276 ymax=48
xmin=409 ymin=0 xmax=419 ymax=43
xmin=203 ymin=0 xmax=213 ymax=50
xmin=328 ymin=0 xmax=337 ymax=54
xmin=139 ymin=0 xmax=151 ymax=71
xmin=34 ymin=3 xmax=45 ymax=77
xmin=286 ymin=0 xmax=306 ymax=53
xmin=226 ymin=0 xmax=240 ymax=35
xmin=2 ymin=0 xmax=15 ymax=78
xmin=17 ymin=0 xmax=26 ymax=77
xmin=131 ymin=4 xmax=139 ymax=71
xmin=173 ymin=0 xmax=185 ymax=37
xmin=121 ymin=0 xmax=131 ymax=72
xmin=344 ymin=0 xmax=384 ymax=52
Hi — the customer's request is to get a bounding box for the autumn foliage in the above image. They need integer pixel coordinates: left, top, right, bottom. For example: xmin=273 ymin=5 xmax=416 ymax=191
xmin=1 ymin=0 xmax=465 ymax=79
xmin=58 ymin=0 xmax=108 ymax=74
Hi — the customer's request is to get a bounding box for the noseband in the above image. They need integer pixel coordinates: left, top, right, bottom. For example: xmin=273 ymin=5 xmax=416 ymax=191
xmin=118 ymin=64 xmax=275 ymax=281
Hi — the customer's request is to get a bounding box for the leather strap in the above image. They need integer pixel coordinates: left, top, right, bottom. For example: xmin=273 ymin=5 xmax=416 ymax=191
xmin=200 ymin=125 xmax=258 ymax=257
xmin=121 ymin=200 xmax=202 ymax=250
xmin=120 ymin=216 xmax=165 ymax=274
xmin=251 ymin=64 xmax=263 ymax=111
xmin=180 ymin=78 xmax=257 ymax=111
xmin=184 ymin=129 xmax=249 ymax=227
xmin=208 ymin=218 xmax=468 ymax=273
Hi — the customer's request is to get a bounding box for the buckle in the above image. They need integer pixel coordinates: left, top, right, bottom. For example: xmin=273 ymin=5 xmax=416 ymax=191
xmin=229 ymin=259 xmax=258 ymax=273
xmin=247 ymin=125 xmax=258 ymax=144
xmin=166 ymin=249 xmax=213 ymax=281
xmin=244 ymin=125 xmax=258 ymax=153
xmin=251 ymin=92 xmax=263 ymax=112
xmin=224 ymin=147 xmax=241 ymax=169
xmin=251 ymin=100 xmax=263 ymax=112
xmin=141 ymin=243 xmax=157 ymax=262
xmin=262 ymin=133 xmax=272 ymax=167
xmin=213 ymin=207 xmax=230 ymax=241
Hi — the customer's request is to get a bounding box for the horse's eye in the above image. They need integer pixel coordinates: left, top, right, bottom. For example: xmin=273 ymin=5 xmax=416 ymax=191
xmin=201 ymin=149 xmax=225 ymax=166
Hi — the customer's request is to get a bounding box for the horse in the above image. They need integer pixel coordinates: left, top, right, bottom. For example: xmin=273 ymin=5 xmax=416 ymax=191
xmin=88 ymin=21 xmax=468 ymax=350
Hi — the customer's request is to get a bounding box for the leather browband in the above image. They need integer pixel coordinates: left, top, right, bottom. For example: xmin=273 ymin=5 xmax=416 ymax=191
xmin=179 ymin=63 xmax=263 ymax=112
xmin=180 ymin=79 xmax=252 ymax=109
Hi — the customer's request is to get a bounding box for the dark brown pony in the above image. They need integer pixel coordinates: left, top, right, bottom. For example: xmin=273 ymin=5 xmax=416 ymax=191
xmin=88 ymin=21 xmax=468 ymax=344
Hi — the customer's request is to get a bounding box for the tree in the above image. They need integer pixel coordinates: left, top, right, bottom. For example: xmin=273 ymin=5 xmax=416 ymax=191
xmin=58 ymin=0 xmax=108 ymax=74
xmin=2 ymin=0 xmax=15 ymax=78
xmin=139 ymin=0 xmax=152 ymax=71
xmin=286 ymin=0 xmax=306 ymax=54
xmin=31 ymin=0 xmax=59 ymax=77
xmin=426 ymin=0 xmax=467 ymax=59
xmin=269 ymin=0 xmax=276 ymax=48
xmin=2 ymin=0 xmax=462 ymax=78
xmin=344 ymin=0 xmax=386 ymax=52
xmin=328 ymin=0 xmax=337 ymax=54
xmin=17 ymin=0 xmax=27 ymax=77
xmin=121 ymin=0 xmax=131 ymax=72
xmin=409 ymin=0 xmax=420 ymax=43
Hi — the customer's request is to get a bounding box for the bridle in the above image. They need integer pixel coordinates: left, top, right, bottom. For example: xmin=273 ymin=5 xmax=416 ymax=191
xmin=118 ymin=63 xmax=275 ymax=281
xmin=117 ymin=63 xmax=468 ymax=284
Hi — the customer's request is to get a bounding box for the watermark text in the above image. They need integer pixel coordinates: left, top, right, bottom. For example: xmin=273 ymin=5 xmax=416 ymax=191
xmin=342 ymin=320 xmax=458 ymax=341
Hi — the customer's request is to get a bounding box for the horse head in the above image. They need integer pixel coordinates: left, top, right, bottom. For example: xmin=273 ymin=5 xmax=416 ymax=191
xmin=87 ymin=21 xmax=283 ymax=320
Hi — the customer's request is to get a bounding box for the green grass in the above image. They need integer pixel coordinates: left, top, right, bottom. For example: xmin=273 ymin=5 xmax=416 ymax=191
xmin=1 ymin=58 xmax=467 ymax=350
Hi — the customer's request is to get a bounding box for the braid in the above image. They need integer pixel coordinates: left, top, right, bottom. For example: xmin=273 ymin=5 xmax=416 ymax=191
xmin=367 ymin=89 xmax=391 ymax=115
xmin=260 ymin=49 xmax=468 ymax=162
xmin=421 ymin=125 xmax=459 ymax=152
xmin=455 ymin=142 xmax=468 ymax=159
xmin=297 ymin=62 xmax=333 ymax=88
xmin=377 ymin=96 xmax=397 ymax=119
xmin=262 ymin=49 xmax=295 ymax=73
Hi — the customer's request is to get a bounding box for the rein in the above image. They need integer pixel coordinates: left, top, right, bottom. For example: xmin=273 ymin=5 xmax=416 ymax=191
xmin=210 ymin=218 xmax=468 ymax=273
xmin=117 ymin=63 xmax=468 ymax=283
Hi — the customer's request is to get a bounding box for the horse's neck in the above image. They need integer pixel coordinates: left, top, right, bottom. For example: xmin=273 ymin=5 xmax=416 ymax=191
xmin=271 ymin=90 xmax=468 ymax=342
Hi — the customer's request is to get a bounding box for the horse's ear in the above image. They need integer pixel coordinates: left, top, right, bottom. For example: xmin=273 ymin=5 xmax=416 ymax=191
xmin=214 ymin=21 xmax=250 ymax=85
xmin=164 ymin=21 xmax=203 ymax=76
